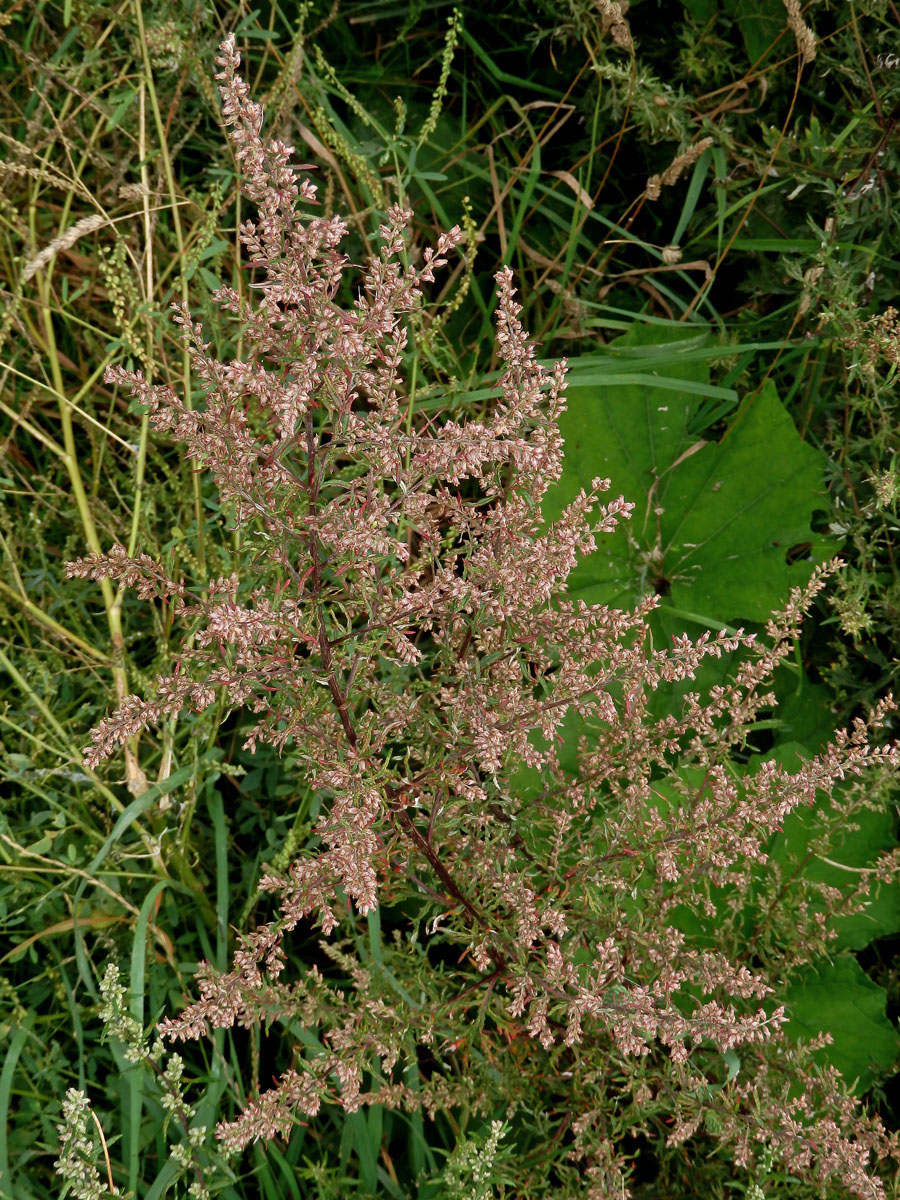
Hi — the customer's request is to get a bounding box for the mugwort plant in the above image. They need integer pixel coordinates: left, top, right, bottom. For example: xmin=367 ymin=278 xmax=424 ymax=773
xmin=63 ymin=34 xmax=900 ymax=1199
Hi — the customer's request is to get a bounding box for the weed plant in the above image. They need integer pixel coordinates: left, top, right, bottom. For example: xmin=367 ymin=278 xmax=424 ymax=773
xmin=2 ymin=2 xmax=900 ymax=1198
xmin=52 ymin=32 xmax=900 ymax=1200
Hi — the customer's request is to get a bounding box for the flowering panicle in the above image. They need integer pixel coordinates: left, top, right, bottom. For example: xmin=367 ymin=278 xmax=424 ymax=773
xmin=55 ymin=1089 xmax=112 ymax=1200
xmin=64 ymin=34 xmax=900 ymax=1198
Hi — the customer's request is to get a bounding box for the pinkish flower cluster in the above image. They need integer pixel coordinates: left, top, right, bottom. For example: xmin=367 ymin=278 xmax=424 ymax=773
xmin=66 ymin=35 xmax=900 ymax=1198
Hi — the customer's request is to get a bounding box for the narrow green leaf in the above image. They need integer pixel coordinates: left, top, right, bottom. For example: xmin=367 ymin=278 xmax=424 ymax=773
xmin=127 ymin=880 xmax=169 ymax=1194
xmin=0 ymin=1025 xmax=28 ymax=1200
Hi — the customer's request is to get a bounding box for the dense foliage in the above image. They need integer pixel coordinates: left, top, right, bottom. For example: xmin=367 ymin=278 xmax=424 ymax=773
xmin=3 ymin=2 xmax=900 ymax=1198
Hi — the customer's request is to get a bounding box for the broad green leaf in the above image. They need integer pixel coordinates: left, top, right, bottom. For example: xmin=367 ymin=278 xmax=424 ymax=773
xmin=761 ymin=740 xmax=900 ymax=952
xmin=782 ymin=955 xmax=900 ymax=1093
xmin=682 ymin=0 xmax=718 ymax=23
xmin=769 ymin=674 xmax=836 ymax=754
xmin=721 ymin=0 xmax=787 ymax=66
xmin=662 ymin=384 xmax=832 ymax=619
xmin=547 ymin=327 xmax=833 ymax=622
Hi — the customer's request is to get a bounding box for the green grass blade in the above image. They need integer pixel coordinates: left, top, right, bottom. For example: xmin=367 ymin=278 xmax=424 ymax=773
xmin=206 ymin=782 xmax=229 ymax=971
xmin=127 ymin=879 xmax=169 ymax=1194
xmin=0 ymin=1024 xmax=28 ymax=1200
